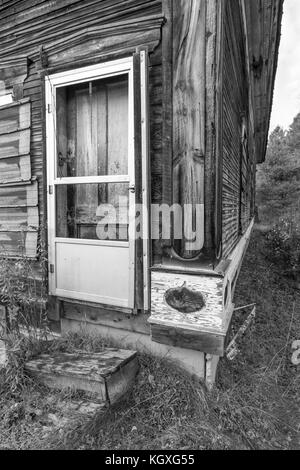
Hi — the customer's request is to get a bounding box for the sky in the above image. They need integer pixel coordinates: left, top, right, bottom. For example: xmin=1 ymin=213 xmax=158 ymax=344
xmin=270 ymin=0 xmax=300 ymax=131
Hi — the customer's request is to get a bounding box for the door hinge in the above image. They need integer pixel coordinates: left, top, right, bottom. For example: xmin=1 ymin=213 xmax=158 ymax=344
xmin=49 ymin=264 xmax=55 ymax=274
xmin=128 ymin=184 xmax=136 ymax=194
xmin=48 ymin=185 xmax=53 ymax=195
xmin=47 ymin=104 xmax=52 ymax=114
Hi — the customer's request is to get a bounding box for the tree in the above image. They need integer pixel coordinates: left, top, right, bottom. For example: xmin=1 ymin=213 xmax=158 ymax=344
xmin=256 ymin=118 xmax=300 ymax=225
xmin=287 ymin=112 xmax=300 ymax=151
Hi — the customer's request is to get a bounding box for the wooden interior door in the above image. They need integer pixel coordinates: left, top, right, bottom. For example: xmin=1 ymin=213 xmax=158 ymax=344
xmin=46 ymin=59 xmax=136 ymax=308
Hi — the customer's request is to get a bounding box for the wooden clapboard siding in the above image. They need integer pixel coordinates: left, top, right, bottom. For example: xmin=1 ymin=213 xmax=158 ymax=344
xmin=0 ymin=180 xmax=38 ymax=207
xmin=0 ymin=56 xmax=28 ymax=90
xmin=0 ymin=129 xmax=30 ymax=158
xmin=0 ymin=155 xmax=31 ymax=184
xmin=221 ymin=0 xmax=251 ymax=258
xmin=0 ymin=206 xmax=39 ymax=232
xmin=0 ymin=0 xmax=163 ymax=61
xmin=0 ymin=89 xmax=39 ymax=257
xmin=0 ymin=231 xmax=38 ymax=258
xmin=161 ymin=0 xmax=172 ymax=224
xmin=0 ymin=99 xmax=30 ymax=135
xmin=0 ymin=0 xmax=161 ymax=39
xmin=0 ymin=175 xmax=39 ymax=258
xmin=47 ymin=28 xmax=161 ymax=70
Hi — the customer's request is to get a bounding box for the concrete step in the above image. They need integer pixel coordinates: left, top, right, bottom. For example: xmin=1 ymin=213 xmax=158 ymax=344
xmin=25 ymin=349 xmax=139 ymax=404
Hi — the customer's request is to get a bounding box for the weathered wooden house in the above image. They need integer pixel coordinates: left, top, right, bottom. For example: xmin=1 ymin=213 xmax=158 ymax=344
xmin=0 ymin=0 xmax=283 ymax=384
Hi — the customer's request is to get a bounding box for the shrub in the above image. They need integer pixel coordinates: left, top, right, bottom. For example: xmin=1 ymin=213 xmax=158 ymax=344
xmin=0 ymin=225 xmax=48 ymax=334
xmin=265 ymin=219 xmax=300 ymax=279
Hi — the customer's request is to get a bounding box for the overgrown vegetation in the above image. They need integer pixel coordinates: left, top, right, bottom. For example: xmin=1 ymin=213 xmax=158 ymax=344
xmin=264 ymin=219 xmax=300 ymax=282
xmin=256 ymin=114 xmax=300 ymax=226
xmin=0 ymin=225 xmax=48 ymax=335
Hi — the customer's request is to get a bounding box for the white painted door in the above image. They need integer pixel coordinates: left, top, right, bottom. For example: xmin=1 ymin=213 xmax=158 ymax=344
xmin=46 ymin=59 xmax=136 ymax=308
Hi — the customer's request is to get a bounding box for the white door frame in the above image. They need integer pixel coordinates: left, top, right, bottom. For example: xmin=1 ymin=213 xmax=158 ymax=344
xmin=45 ymin=58 xmax=137 ymax=308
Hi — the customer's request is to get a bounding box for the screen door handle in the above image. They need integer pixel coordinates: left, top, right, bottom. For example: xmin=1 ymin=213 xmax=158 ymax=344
xmin=128 ymin=184 xmax=135 ymax=194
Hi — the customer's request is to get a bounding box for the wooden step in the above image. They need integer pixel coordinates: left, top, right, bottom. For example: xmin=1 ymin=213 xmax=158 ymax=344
xmin=25 ymin=349 xmax=139 ymax=404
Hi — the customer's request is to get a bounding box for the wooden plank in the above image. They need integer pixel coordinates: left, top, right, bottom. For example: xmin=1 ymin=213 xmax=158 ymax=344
xmin=221 ymin=1 xmax=249 ymax=259
xmin=215 ymin=0 xmax=223 ymax=258
xmin=149 ymin=271 xmax=224 ymax=334
xmin=25 ymin=350 xmax=139 ymax=404
xmin=149 ymin=61 xmax=163 ymax=265
xmin=151 ymin=323 xmax=225 ymax=357
xmin=0 ymin=180 xmax=38 ymax=207
xmin=0 ymin=56 xmax=28 ymax=87
xmin=106 ymin=79 xmax=129 ymax=216
xmin=204 ymin=0 xmax=218 ymax=257
xmin=172 ymin=0 xmax=206 ymax=258
xmin=48 ymin=28 xmax=161 ymax=69
xmin=0 ymin=154 xmax=31 ymax=184
xmin=161 ymin=0 xmax=173 ymax=221
xmin=0 ymin=129 xmax=30 ymax=158
xmin=133 ymin=51 xmax=144 ymax=311
xmin=24 ymin=350 xmax=137 ymax=381
xmin=226 ymin=306 xmax=256 ymax=360
xmin=0 ymin=206 xmax=39 ymax=231
xmin=139 ymin=49 xmax=151 ymax=311
xmin=62 ymin=300 xmax=150 ymax=335
xmin=0 ymin=101 xmax=30 ymax=135
xmin=107 ymin=80 xmax=128 ymax=175
xmin=74 ymin=84 xmax=101 ymax=235
xmin=0 ymin=0 xmax=161 ymax=35
xmin=106 ymin=354 xmax=139 ymax=404
xmin=0 ymin=97 xmax=29 ymax=110
xmin=0 ymin=13 xmax=163 ymax=62
xmin=3 ymin=11 xmax=163 ymax=54
xmin=0 ymin=231 xmax=38 ymax=258
xmin=55 ymin=87 xmax=68 ymax=237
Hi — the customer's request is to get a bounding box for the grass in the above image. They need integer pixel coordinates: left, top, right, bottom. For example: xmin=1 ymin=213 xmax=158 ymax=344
xmin=0 ymin=229 xmax=299 ymax=450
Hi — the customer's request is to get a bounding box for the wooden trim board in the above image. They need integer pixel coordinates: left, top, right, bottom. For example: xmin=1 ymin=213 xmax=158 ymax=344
xmin=151 ymin=323 xmax=225 ymax=357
